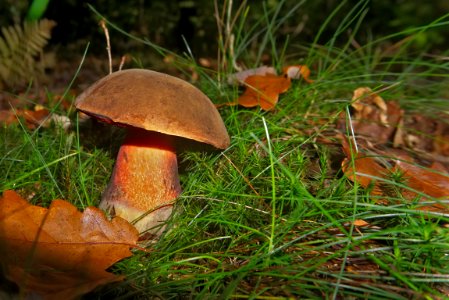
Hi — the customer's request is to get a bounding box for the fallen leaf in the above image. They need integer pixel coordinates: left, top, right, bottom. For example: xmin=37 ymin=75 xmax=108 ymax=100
xmin=218 ymin=64 xmax=313 ymax=110
xmin=338 ymin=87 xmax=449 ymax=171
xmin=353 ymin=219 xmax=370 ymax=227
xmin=198 ymin=57 xmax=213 ymax=68
xmin=237 ymin=74 xmax=291 ymax=111
xmin=20 ymin=108 xmax=51 ymax=128
xmin=340 ymin=137 xmax=386 ymax=196
xmin=352 ymin=87 xmax=388 ymax=114
xmin=0 ymin=110 xmax=17 ymax=125
xmin=282 ymin=65 xmax=314 ymax=83
xmin=401 ymin=113 xmax=449 ymax=157
xmin=0 ymin=190 xmax=139 ymax=300
xmin=393 ymin=157 xmax=449 ymax=211
xmin=345 ymin=87 xmax=404 ymax=144
xmin=227 ymin=66 xmax=277 ymax=85
xmin=0 ymin=107 xmax=71 ymax=130
xmin=341 ymin=136 xmax=449 ymax=213
xmin=0 ymin=107 xmax=50 ymax=129
xmin=429 ymin=161 xmax=449 ymax=174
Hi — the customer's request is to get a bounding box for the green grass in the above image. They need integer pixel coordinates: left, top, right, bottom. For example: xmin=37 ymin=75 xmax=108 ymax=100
xmin=2 ymin=1 xmax=449 ymax=299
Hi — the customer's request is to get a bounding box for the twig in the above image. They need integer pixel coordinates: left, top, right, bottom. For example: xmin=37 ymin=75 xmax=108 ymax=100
xmin=119 ymin=55 xmax=127 ymax=71
xmin=100 ymin=19 xmax=112 ymax=74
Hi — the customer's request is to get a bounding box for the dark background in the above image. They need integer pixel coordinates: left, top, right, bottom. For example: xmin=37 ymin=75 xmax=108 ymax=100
xmin=3 ymin=0 xmax=449 ymax=57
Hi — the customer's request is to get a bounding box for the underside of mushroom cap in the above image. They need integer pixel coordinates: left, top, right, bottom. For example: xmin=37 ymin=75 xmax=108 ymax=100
xmin=75 ymin=69 xmax=230 ymax=149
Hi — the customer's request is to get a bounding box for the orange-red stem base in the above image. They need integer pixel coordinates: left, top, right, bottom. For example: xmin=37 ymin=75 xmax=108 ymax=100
xmin=100 ymin=131 xmax=181 ymax=235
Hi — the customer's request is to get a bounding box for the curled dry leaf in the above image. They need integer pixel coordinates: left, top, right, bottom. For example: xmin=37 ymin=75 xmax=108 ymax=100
xmin=218 ymin=64 xmax=313 ymax=110
xmin=340 ymin=136 xmax=386 ymax=196
xmin=0 ymin=108 xmax=50 ymax=129
xmin=340 ymin=136 xmax=449 ymax=213
xmin=282 ymin=65 xmax=314 ymax=83
xmin=393 ymin=156 xmax=449 ymax=212
xmin=352 ymin=87 xmax=388 ymax=115
xmin=401 ymin=113 xmax=449 ymax=157
xmin=0 ymin=190 xmax=139 ymax=300
xmin=0 ymin=107 xmax=71 ymax=130
xmin=227 ymin=66 xmax=277 ymax=85
xmin=345 ymin=87 xmax=403 ymax=144
xmin=237 ymin=74 xmax=291 ymax=111
xmin=353 ymin=219 xmax=370 ymax=227
xmin=21 ymin=108 xmax=51 ymax=128
xmin=0 ymin=110 xmax=17 ymax=125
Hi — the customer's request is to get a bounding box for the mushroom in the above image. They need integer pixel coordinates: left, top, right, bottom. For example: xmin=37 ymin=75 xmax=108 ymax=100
xmin=75 ymin=69 xmax=230 ymax=234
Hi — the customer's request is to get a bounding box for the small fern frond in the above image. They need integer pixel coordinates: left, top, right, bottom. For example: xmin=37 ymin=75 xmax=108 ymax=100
xmin=0 ymin=19 xmax=56 ymax=89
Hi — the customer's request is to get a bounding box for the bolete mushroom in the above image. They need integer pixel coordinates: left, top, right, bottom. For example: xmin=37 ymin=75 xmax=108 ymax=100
xmin=75 ymin=69 xmax=230 ymax=234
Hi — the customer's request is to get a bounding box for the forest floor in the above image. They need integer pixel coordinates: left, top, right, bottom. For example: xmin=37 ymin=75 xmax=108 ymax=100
xmin=1 ymin=5 xmax=449 ymax=299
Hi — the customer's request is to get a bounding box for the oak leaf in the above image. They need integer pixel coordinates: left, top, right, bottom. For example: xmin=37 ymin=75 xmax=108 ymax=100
xmin=393 ymin=155 xmax=449 ymax=212
xmin=227 ymin=66 xmax=276 ymax=85
xmin=400 ymin=113 xmax=449 ymax=157
xmin=340 ymin=137 xmax=386 ymax=197
xmin=347 ymin=87 xmax=403 ymax=144
xmin=237 ymin=74 xmax=291 ymax=111
xmin=0 ymin=190 xmax=139 ymax=300
xmin=340 ymin=136 xmax=449 ymax=213
xmin=218 ymin=64 xmax=313 ymax=110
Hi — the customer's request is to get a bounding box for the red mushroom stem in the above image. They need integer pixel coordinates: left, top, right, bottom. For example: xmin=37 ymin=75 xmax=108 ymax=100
xmin=100 ymin=129 xmax=181 ymax=234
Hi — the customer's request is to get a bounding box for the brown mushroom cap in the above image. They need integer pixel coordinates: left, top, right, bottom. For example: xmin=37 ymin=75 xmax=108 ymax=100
xmin=75 ymin=69 xmax=230 ymax=149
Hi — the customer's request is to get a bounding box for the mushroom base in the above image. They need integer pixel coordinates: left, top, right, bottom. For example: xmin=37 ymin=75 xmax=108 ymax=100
xmin=100 ymin=133 xmax=181 ymax=235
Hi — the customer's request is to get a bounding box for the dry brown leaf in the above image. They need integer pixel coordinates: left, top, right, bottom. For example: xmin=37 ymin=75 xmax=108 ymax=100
xmin=352 ymin=87 xmax=388 ymax=114
xmin=282 ymin=65 xmax=314 ymax=83
xmin=353 ymin=219 xmax=370 ymax=227
xmin=227 ymin=66 xmax=277 ymax=85
xmin=0 ymin=107 xmax=50 ymax=129
xmin=20 ymin=108 xmax=51 ymax=128
xmin=341 ymin=137 xmax=386 ymax=196
xmin=237 ymin=74 xmax=291 ymax=111
xmin=0 ymin=107 xmax=71 ymax=130
xmin=217 ymin=64 xmax=312 ymax=110
xmin=401 ymin=113 xmax=449 ymax=157
xmin=341 ymin=136 xmax=449 ymax=213
xmin=338 ymin=87 xmax=449 ymax=214
xmin=0 ymin=110 xmax=17 ymax=125
xmin=341 ymin=154 xmax=386 ymax=195
xmin=0 ymin=190 xmax=139 ymax=300
xmin=429 ymin=161 xmax=449 ymax=173
xmin=346 ymin=87 xmax=403 ymax=144
xmin=393 ymin=158 xmax=449 ymax=211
